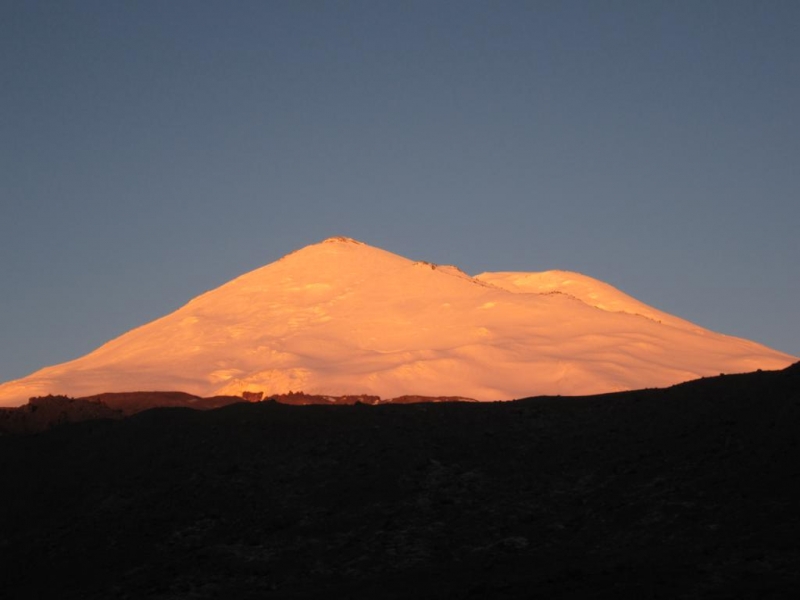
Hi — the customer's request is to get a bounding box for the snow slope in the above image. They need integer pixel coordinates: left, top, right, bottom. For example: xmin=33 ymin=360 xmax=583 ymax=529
xmin=0 ymin=237 xmax=795 ymax=406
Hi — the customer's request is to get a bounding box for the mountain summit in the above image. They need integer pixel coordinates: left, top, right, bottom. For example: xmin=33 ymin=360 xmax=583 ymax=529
xmin=0 ymin=237 xmax=794 ymax=405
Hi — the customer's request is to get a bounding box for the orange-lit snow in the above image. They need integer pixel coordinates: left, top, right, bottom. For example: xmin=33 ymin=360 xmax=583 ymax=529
xmin=0 ymin=237 xmax=795 ymax=406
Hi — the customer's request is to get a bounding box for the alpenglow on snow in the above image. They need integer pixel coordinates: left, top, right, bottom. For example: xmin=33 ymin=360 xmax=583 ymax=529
xmin=0 ymin=237 xmax=795 ymax=406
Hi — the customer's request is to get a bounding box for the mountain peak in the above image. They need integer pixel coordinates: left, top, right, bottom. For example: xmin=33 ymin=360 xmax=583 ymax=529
xmin=320 ymin=236 xmax=366 ymax=245
xmin=0 ymin=240 xmax=795 ymax=406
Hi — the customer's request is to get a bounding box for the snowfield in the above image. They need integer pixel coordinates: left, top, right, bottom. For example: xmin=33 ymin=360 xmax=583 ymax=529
xmin=0 ymin=237 xmax=795 ymax=406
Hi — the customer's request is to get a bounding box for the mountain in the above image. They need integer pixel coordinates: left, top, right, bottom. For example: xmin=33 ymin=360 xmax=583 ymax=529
xmin=0 ymin=236 xmax=794 ymax=406
xmin=2 ymin=365 xmax=799 ymax=598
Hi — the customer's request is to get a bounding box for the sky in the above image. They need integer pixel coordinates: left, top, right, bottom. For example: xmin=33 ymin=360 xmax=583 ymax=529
xmin=1 ymin=0 xmax=798 ymax=383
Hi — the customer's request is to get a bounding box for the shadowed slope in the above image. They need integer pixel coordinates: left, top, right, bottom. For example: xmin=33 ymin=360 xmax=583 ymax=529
xmin=0 ymin=364 xmax=798 ymax=599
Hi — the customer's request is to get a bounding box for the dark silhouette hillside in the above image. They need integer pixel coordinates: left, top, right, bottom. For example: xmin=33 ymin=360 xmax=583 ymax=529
xmin=0 ymin=391 xmax=476 ymax=434
xmin=1 ymin=364 xmax=798 ymax=599
xmin=0 ymin=392 xmax=245 ymax=435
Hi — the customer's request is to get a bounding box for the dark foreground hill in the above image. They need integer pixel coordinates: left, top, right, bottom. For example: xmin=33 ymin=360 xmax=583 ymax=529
xmin=0 ymin=391 xmax=474 ymax=435
xmin=1 ymin=364 xmax=799 ymax=599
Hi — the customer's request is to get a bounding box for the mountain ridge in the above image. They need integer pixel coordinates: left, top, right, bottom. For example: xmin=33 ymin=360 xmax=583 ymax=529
xmin=3 ymin=363 xmax=797 ymax=435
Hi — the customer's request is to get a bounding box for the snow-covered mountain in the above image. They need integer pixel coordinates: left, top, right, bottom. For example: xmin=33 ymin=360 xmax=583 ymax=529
xmin=0 ymin=237 xmax=795 ymax=406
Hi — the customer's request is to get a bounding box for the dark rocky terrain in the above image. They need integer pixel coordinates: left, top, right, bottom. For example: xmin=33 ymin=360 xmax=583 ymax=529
xmin=1 ymin=364 xmax=799 ymax=599
xmin=0 ymin=392 xmax=244 ymax=435
xmin=0 ymin=391 xmax=475 ymax=435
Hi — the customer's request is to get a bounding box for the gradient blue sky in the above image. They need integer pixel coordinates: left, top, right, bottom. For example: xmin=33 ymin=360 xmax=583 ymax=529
xmin=2 ymin=0 xmax=798 ymax=382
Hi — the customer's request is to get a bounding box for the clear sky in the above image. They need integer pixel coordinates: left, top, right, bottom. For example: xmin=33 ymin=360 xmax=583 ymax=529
xmin=1 ymin=0 xmax=798 ymax=383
